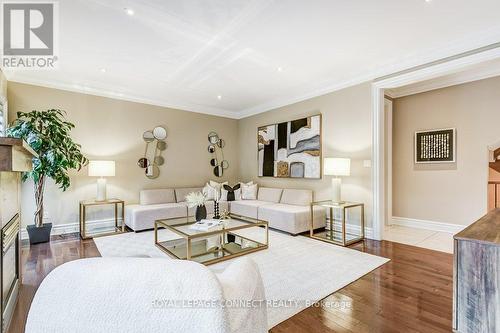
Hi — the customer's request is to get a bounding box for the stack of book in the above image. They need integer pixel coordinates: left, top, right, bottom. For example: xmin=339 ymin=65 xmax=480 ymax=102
xmin=189 ymin=219 xmax=222 ymax=231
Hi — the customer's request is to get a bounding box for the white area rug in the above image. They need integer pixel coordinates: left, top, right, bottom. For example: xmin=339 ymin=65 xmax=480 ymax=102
xmin=94 ymin=229 xmax=388 ymax=328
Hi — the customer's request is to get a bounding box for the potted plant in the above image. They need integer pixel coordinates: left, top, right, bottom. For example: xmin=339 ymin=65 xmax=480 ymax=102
xmin=7 ymin=109 xmax=87 ymax=244
xmin=185 ymin=192 xmax=207 ymax=221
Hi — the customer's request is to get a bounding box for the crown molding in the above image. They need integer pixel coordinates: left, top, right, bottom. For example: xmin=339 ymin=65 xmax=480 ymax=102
xmin=4 ymin=74 xmax=240 ymax=119
xmin=237 ymin=34 xmax=500 ymax=119
xmin=386 ymin=65 xmax=500 ymax=98
xmin=4 ymin=31 xmax=500 ymax=120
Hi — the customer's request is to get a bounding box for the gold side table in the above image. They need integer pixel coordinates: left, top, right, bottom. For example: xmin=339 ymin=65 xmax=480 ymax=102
xmin=310 ymin=201 xmax=365 ymax=246
xmin=79 ymin=199 xmax=125 ymax=239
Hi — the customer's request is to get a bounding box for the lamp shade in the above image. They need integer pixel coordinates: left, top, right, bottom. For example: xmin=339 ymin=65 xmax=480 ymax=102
xmin=88 ymin=160 xmax=115 ymax=177
xmin=324 ymin=158 xmax=351 ymax=176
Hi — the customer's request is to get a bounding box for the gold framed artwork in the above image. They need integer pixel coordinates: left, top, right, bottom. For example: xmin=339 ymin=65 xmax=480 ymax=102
xmin=258 ymin=114 xmax=322 ymax=178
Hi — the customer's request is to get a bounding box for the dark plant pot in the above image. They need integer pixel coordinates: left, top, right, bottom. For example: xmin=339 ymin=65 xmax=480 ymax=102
xmin=26 ymin=223 xmax=52 ymax=244
xmin=195 ymin=205 xmax=207 ymax=221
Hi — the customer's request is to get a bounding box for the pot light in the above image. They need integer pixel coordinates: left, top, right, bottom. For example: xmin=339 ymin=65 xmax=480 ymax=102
xmin=124 ymin=8 xmax=134 ymax=16
xmin=217 ymin=95 xmax=222 ymax=100
xmin=100 ymin=68 xmax=106 ymax=73
xmin=277 ymin=67 xmax=283 ymax=72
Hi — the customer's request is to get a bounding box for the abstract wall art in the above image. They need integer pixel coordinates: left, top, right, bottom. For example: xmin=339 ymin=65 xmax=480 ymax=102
xmin=258 ymin=114 xmax=321 ymax=178
xmin=415 ymin=128 xmax=456 ymax=163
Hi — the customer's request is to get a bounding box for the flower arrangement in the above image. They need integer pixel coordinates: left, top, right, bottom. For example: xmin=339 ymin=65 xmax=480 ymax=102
xmin=185 ymin=191 xmax=207 ymax=208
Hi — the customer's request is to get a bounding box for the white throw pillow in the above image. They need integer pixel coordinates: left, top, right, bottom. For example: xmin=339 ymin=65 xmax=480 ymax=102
xmin=241 ymin=183 xmax=258 ymax=200
xmin=202 ymin=183 xmax=217 ymax=201
xmin=236 ymin=181 xmax=253 ymax=201
xmin=220 ymin=188 xmax=228 ymax=201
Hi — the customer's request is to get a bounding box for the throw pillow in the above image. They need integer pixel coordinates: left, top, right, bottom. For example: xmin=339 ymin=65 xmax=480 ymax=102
xmin=202 ymin=183 xmax=217 ymax=200
xmin=223 ymin=184 xmax=241 ymax=201
xmin=241 ymin=183 xmax=257 ymax=200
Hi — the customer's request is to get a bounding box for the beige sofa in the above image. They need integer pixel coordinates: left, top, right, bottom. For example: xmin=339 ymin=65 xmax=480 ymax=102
xmin=230 ymin=187 xmax=325 ymax=235
xmin=125 ymin=186 xmax=324 ymax=235
xmin=125 ymin=187 xmax=229 ymax=231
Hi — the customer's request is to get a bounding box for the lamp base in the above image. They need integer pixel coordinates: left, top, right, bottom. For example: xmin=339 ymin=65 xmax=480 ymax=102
xmin=96 ymin=178 xmax=107 ymax=201
xmin=331 ymin=178 xmax=342 ymax=203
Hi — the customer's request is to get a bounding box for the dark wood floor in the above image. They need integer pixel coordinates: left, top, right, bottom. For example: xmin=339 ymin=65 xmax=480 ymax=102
xmin=8 ymin=235 xmax=453 ymax=333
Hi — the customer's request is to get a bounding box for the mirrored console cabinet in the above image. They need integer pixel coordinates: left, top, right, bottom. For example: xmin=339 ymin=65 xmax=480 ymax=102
xmin=0 ymin=138 xmax=36 ymax=332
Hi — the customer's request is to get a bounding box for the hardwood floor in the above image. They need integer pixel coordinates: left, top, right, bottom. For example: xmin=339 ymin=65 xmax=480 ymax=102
xmin=7 ymin=236 xmax=453 ymax=333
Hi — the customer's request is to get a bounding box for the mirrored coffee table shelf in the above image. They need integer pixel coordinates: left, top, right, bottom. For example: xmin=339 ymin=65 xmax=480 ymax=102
xmin=154 ymin=214 xmax=268 ymax=265
xmin=310 ymin=201 xmax=365 ymax=246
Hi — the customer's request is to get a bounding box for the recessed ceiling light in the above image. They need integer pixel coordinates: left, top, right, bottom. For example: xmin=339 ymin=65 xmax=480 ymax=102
xmin=100 ymin=68 xmax=106 ymax=73
xmin=217 ymin=95 xmax=222 ymax=100
xmin=425 ymin=0 xmax=432 ymax=2
xmin=124 ymin=8 xmax=134 ymax=16
xmin=277 ymin=67 xmax=283 ymax=72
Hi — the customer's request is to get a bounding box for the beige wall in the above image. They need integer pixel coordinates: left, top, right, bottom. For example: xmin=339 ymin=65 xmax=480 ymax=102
xmin=393 ymin=76 xmax=500 ymax=226
xmin=238 ymin=82 xmax=374 ymax=227
xmin=7 ymin=82 xmax=239 ymax=228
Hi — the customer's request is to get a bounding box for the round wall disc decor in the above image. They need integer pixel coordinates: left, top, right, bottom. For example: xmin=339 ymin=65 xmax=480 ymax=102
xmin=213 ymin=165 xmax=223 ymax=177
xmin=157 ymin=141 xmax=167 ymax=151
xmin=210 ymin=158 xmax=218 ymax=166
xmin=143 ymin=131 xmax=155 ymax=143
xmin=153 ymin=126 xmax=167 ymax=140
xmin=217 ymin=139 xmax=225 ymax=148
xmin=137 ymin=158 xmax=149 ymax=168
xmin=208 ymin=132 xmax=219 ymax=144
xmin=208 ymin=145 xmax=215 ymax=153
xmin=221 ymin=160 xmax=229 ymax=169
xmin=154 ymin=156 xmax=165 ymax=166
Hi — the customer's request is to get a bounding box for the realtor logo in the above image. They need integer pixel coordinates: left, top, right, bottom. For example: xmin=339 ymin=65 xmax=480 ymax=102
xmin=1 ymin=1 xmax=59 ymax=69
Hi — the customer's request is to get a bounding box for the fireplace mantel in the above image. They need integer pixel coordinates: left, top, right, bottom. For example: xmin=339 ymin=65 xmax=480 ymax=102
xmin=0 ymin=137 xmax=37 ymax=172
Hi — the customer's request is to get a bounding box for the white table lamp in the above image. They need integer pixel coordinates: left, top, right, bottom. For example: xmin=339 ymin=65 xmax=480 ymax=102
xmin=88 ymin=160 xmax=115 ymax=201
xmin=324 ymin=158 xmax=351 ymax=203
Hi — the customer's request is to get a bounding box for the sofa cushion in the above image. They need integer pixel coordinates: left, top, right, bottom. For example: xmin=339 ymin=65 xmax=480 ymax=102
xmin=125 ymin=203 xmax=187 ymax=231
xmin=257 ymin=187 xmax=283 ymax=203
xmin=140 ymin=189 xmax=176 ymax=205
xmin=280 ymin=189 xmax=312 ymax=206
xmin=230 ymin=200 xmax=272 ymax=219
xmin=258 ymin=203 xmax=325 ymax=235
xmin=175 ymin=187 xmax=202 ymax=203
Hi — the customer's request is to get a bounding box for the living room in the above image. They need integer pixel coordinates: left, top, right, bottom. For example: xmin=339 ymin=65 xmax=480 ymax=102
xmin=0 ymin=1 xmax=499 ymax=333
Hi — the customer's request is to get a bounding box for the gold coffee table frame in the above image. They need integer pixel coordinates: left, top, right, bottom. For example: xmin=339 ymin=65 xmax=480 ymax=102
xmin=310 ymin=201 xmax=365 ymax=246
xmin=154 ymin=214 xmax=268 ymax=265
xmin=79 ymin=199 xmax=126 ymax=239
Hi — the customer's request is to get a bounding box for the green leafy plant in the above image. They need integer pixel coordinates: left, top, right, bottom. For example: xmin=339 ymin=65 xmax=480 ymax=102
xmin=7 ymin=109 xmax=87 ymax=227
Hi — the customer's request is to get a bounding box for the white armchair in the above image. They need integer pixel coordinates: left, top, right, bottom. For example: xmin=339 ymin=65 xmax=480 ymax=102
xmin=26 ymin=257 xmax=267 ymax=333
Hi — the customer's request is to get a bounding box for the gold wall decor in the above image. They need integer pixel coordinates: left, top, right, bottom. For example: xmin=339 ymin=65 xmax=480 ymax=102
xmin=207 ymin=131 xmax=228 ymax=177
xmin=138 ymin=126 xmax=167 ymax=179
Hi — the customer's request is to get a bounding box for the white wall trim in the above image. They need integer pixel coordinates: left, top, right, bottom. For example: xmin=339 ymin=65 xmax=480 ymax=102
xmin=21 ymin=218 xmax=123 ymax=240
xmin=6 ymin=76 xmax=238 ymax=119
xmin=391 ymin=216 xmax=465 ymax=234
xmin=386 ymin=65 xmax=500 ymax=98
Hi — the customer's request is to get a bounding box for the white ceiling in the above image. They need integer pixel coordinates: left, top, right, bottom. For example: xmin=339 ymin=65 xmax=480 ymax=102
xmin=4 ymin=0 xmax=500 ymax=119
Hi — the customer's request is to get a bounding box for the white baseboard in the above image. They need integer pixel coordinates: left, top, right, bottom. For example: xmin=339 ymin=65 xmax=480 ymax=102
xmin=390 ymin=216 xmax=465 ymax=234
xmin=21 ymin=218 xmax=123 ymax=240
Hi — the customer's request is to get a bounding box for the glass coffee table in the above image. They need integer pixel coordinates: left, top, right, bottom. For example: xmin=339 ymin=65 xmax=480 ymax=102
xmin=154 ymin=214 xmax=268 ymax=265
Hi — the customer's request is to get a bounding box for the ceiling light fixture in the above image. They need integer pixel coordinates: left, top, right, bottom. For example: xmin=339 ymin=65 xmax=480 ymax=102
xmin=124 ymin=8 xmax=134 ymax=16
xmin=217 ymin=95 xmax=222 ymax=100
xmin=100 ymin=68 xmax=106 ymax=73
xmin=277 ymin=67 xmax=283 ymax=72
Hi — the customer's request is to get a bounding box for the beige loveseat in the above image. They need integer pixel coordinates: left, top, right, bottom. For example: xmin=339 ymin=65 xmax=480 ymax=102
xmin=125 ymin=187 xmax=229 ymax=231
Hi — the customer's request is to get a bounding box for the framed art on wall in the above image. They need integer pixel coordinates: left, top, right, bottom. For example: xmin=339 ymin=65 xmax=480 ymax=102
xmin=415 ymin=128 xmax=456 ymax=164
xmin=258 ymin=114 xmax=322 ymax=178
